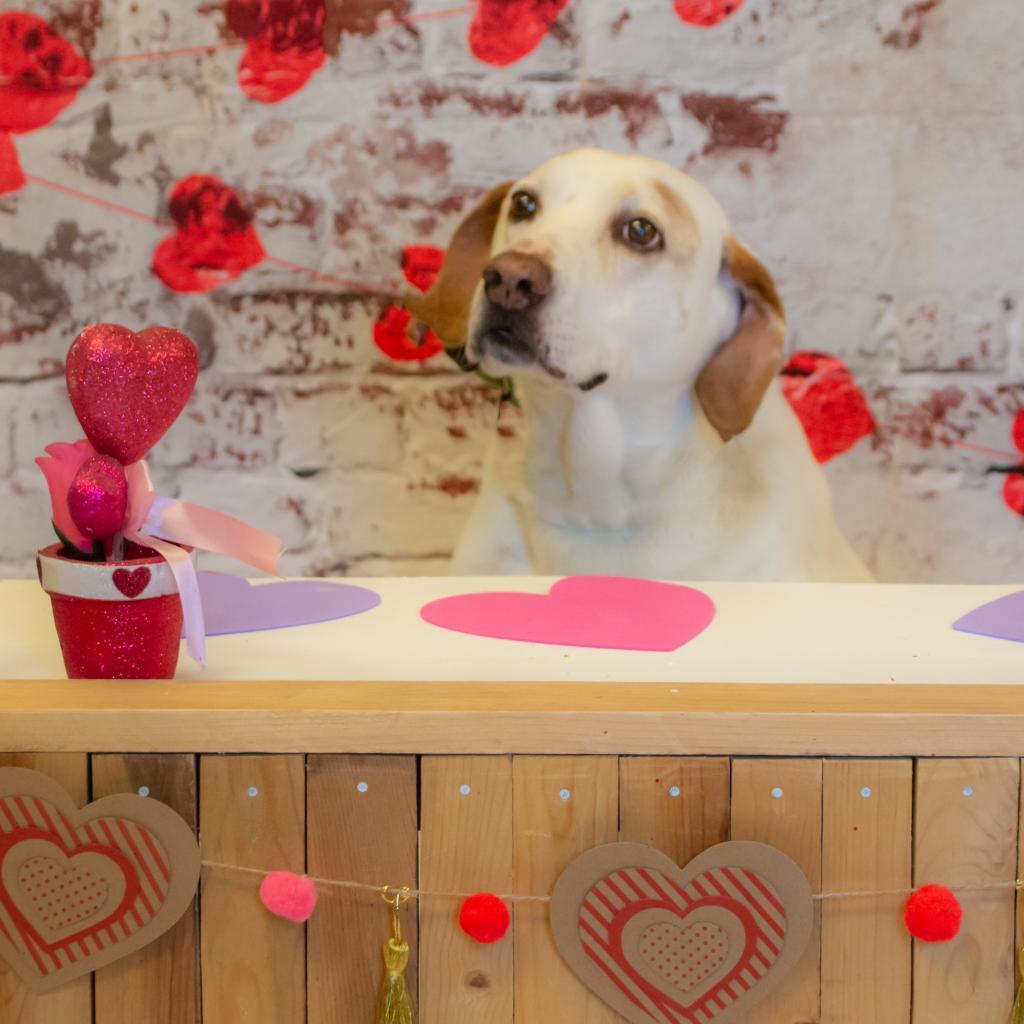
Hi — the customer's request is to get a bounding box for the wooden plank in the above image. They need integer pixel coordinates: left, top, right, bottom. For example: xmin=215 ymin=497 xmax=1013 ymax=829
xmin=731 ymin=758 xmax=823 ymax=1024
xmin=0 ymin=753 xmax=92 ymax=1024
xmin=307 ymin=755 xmax=418 ymax=1024
xmin=821 ymin=759 xmax=913 ymax=1024
xmin=199 ymin=755 xmax=305 ymax=1024
xmin=1019 ymin=758 xmax=1024 ymax=1006
xmin=92 ymin=755 xmax=198 ymax=1024
xmin=619 ymin=756 xmax=730 ymax=864
xmin=419 ymin=756 xmax=513 ymax=1024
xmin=913 ymin=758 xmax=1019 ymax=1024
xmin=5 ymin=681 xmax=1024 ymax=757
xmin=513 ymin=755 xmax=620 ymax=1024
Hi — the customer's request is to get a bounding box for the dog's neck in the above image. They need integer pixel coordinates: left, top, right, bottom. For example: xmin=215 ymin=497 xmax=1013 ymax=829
xmin=505 ymin=377 xmax=722 ymax=530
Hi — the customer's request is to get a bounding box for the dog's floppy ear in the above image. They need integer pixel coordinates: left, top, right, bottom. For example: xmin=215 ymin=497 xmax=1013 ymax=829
xmin=695 ymin=236 xmax=786 ymax=441
xmin=403 ymin=181 xmax=514 ymax=348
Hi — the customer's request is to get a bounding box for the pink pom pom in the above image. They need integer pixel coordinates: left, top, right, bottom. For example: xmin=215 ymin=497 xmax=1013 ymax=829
xmin=259 ymin=871 xmax=317 ymax=922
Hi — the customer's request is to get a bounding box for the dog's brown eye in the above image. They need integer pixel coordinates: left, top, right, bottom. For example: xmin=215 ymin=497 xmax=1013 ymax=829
xmin=509 ymin=190 xmax=539 ymax=221
xmin=621 ymin=217 xmax=663 ymax=252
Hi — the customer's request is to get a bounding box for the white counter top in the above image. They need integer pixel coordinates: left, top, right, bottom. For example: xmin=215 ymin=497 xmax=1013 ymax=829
xmin=2 ymin=577 xmax=1021 ymax=686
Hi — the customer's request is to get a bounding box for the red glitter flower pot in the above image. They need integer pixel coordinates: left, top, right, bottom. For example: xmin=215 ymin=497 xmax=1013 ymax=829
xmin=36 ymin=542 xmax=190 ymax=679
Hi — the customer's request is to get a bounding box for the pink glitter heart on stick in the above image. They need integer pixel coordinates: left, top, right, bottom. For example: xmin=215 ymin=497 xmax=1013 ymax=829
xmin=66 ymin=324 xmax=199 ymax=465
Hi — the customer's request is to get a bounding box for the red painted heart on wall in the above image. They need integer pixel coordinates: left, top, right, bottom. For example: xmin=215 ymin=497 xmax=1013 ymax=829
xmin=0 ymin=768 xmax=200 ymax=994
xmin=469 ymin=0 xmax=573 ymax=66
xmin=780 ymin=351 xmax=875 ymax=463
xmin=152 ymin=175 xmax=266 ymax=292
xmin=0 ymin=12 xmax=92 ymax=195
xmin=373 ymin=244 xmax=447 ymax=362
xmin=673 ymin=0 xmax=746 ymax=27
xmin=1000 ymin=410 xmax=1024 ymax=516
xmin=227 ymin=0 xmax=326 ymax=104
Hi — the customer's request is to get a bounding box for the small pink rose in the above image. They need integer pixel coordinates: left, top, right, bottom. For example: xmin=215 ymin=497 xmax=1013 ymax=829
xmin=34 ymin=439 xmax=97 ymax=553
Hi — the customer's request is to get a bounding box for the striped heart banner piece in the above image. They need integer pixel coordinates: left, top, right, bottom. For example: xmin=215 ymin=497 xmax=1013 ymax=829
xmin=0 ymin=768 xmax=200 ymax=994
xmin=551 ymin=841 xmax=813 ymax=1024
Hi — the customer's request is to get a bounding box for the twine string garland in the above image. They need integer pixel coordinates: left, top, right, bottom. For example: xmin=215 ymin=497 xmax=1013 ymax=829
xmin=200 ymin=858 xmax=1024 ymax=905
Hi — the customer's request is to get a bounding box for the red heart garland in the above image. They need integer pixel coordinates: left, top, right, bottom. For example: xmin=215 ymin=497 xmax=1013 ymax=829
xmin=152 ymin=176 xmax=266 ymax=293
xmin=227 ymin=0 xmax=326 ymax=104
xmin=780 ymin=351 xmax=875 ymax=463
xmin=673 ymin=0 xmax=746 ymax=27
xmin=0 ymin=12 xmax=92 ymax=196
xmin=469 ymin=0 xmax=573 ymax=66
xmin=373 ymin=245 xmax=446 ymax=362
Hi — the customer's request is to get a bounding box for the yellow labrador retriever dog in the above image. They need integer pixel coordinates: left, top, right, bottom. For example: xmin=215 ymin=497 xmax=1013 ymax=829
xmin=406 ymin=148 xmax=872 ymax=581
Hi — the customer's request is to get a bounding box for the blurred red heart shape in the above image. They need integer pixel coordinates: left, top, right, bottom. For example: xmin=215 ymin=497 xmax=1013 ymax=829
xmin=227 ymin=0 xmax=326 ymax=104
xmin=780 ymin=351 xmax=875 ymax=463
xmin=66 ymin=324 xmax=200 ymax=464
xmin=373 ymin=245 xmax=446 ymax=362
xmin=673 ymin=0 xmax=746 ymax=27
xmin=0 ymin=12 xmax=92 ymax=195
xmin=469 ymin=0 xmax=573 ymax=66
xmin=152 ymin=175 xmax=266 ymax=293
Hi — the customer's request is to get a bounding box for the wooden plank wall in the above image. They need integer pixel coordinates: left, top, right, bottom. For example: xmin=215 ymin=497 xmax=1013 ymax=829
xmin=0 ymin=754 xmax=1020 ymax=1023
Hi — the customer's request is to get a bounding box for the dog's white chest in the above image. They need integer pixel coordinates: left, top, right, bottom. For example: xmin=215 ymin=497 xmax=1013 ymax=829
xmin=562 ymin=394 xmax=630 ymax=527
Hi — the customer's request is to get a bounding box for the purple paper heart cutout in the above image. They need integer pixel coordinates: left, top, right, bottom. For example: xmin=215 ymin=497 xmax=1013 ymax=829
xmin=183 ymin=571 xmax=381 ymax=637
xmin=953 ymin=591 xmax=1024 ymax=644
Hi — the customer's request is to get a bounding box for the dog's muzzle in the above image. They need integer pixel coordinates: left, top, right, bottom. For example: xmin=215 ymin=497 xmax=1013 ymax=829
xmin=475 ymin=250 xmax=552 ymax=367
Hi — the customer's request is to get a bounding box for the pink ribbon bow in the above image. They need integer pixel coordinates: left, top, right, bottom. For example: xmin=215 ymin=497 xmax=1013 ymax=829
xmin=124 ymin=461 xmax=280 ymax=665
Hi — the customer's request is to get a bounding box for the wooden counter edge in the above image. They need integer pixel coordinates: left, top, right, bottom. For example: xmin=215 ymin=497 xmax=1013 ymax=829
xmin=1 ymin=681 xmax=1023 ymax=755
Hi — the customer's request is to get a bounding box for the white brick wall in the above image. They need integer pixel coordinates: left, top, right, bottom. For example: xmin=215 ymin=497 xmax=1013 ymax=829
xmin=2 ymin=0 xmax=1022 ymax=581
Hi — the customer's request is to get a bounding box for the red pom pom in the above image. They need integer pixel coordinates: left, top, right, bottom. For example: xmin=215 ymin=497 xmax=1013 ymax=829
xmin=904 ymin=884 xmax=962 ymax=942
xmin=459 ymin=892 xmax=510 ymax=943
xmin=259 ymin=871 xmax=318 ymax=922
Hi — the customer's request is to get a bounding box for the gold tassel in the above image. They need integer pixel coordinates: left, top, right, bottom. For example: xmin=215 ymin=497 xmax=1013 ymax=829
xmin=1010 ymin=946 xmax=1024 ymax=1024
xmin=376 ymin=887 xmax=414 ymax=1024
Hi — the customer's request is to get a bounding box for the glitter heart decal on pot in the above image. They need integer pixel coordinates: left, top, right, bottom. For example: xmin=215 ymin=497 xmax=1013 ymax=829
xmin=65 ymin=324 xmax=200 ymax=465
xmin=112 ymin=567 xmax=151 ymax=599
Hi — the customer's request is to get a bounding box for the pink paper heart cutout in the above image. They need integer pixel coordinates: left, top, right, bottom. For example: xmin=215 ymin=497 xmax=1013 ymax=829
xmin=420 ymin=576 xmax=715 ymax=652
xmin=66 ymin=324 xmax=199 ymax=464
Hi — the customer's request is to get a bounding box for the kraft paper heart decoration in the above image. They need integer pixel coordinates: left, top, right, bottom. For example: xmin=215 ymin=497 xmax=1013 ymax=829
xmin=0 ymin=768 xmax=200 ymax=994
xmin=421 ymin=576 xmax=715 ymax=652
xmin=550 ymin=841 xmax=813 ymax=1024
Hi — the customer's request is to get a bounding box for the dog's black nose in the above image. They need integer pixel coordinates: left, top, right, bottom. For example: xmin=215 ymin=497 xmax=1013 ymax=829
xmin=482 ymin=251 xmax=552 ymax=311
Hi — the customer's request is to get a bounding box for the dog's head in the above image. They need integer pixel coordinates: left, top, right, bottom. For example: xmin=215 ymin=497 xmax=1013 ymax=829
xmin=405 ymin=148 xmax=785 ymax=439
